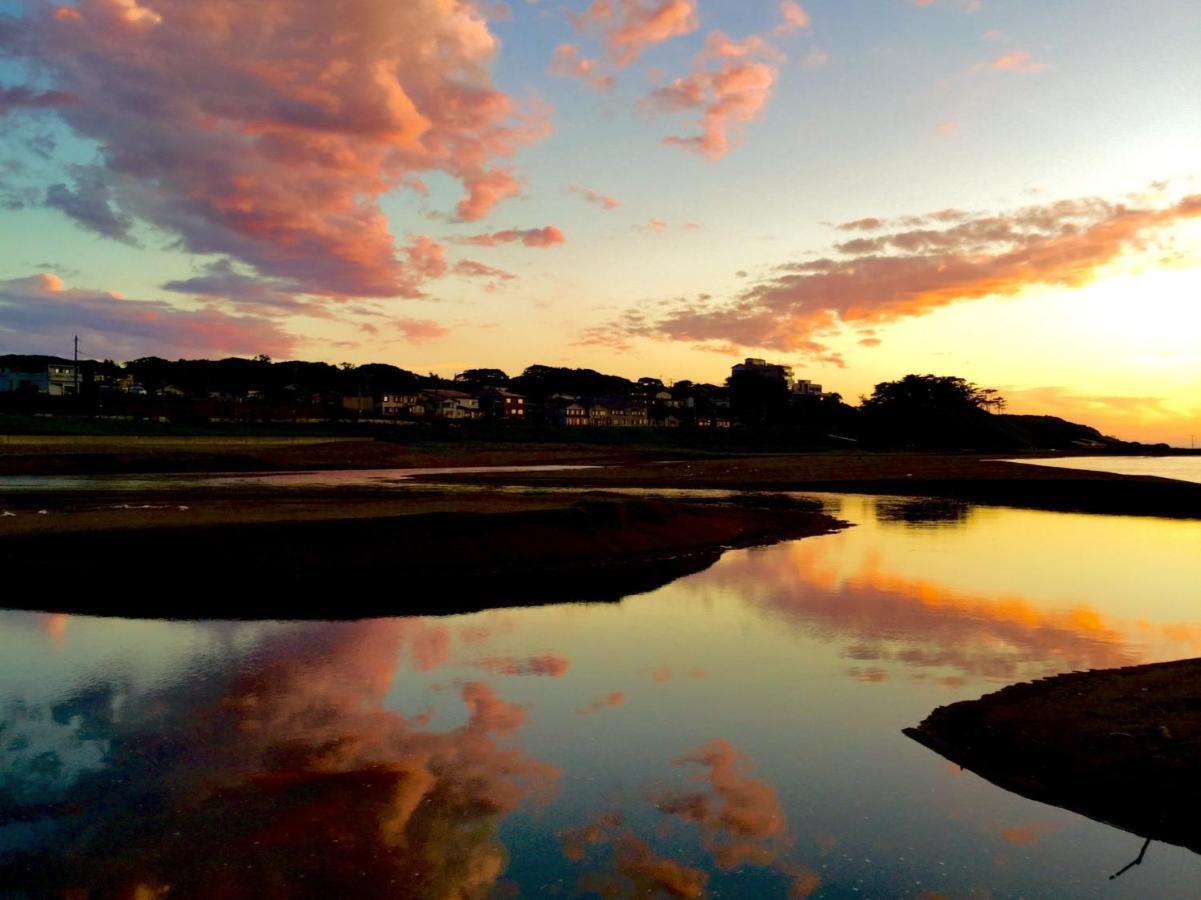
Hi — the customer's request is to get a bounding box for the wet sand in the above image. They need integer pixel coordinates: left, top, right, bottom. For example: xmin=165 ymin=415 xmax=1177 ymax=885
xmin=5 ymin=436 xmax=1200 ymax=519
xmin=425 ymin=452 xmax=1201 ymax=520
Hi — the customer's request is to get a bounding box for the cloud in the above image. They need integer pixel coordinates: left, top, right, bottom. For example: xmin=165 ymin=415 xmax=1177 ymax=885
xmin=982 ymin=50 xmax=1050 ymax=74
xmin=2 ymin=0 xmax=550 ymax=298
xmin=405 ymin=235 xmax=449 ymax=279
xmin=0 ymin=272 xmax=297 ymax=358
xmin=574 ymin=0 xmax=700 ymax=67
xmin=162 ymin=258 xmax=327 ymax=317
xmin=0 ymin=84 xmax=75 ymax=115
xmin=452 ymin=258 xmax=518 ymax=283
xmin=44 ymin=167 xmax=135 ymax=241
xmin=0 ymin=619 xmax=558 ymax=897
xmin=570 ymin=184 xmax=620 ymax=209
xmin=393 ymin=316 xmax=450 ymax=343
xmin=774 ymin=1 xmax=810 ymax=35
xmin=473 ymin=654 xmax=570 ymax=677
xmin=642 ymin=30 xmax=782 ymax=160
xmin=548 ymin=44 xmax=615 ymax=90
xmin=588 ymin=191 xmax=1201 ymax=354
xmin=659 ymin=739 xmax=789 ymax=869
xmin=577 ymin=691 xmax=625 ymax=715
xmin=456 ymin=225 xmax=566 ymax=247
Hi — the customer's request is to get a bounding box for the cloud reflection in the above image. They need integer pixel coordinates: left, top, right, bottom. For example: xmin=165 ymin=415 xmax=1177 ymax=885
xmin=0 ymin=619 xmax=556 ymax=897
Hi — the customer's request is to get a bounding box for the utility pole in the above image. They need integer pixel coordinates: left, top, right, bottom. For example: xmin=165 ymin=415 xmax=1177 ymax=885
xmin=73 ymin=334 xmax=79 ymax=398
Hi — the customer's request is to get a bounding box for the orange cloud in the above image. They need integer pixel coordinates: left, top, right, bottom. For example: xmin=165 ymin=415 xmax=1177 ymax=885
xmin=577 ymin=690 xmax=626 ymax=715
xmin=456 ymin=225 xmax=566 ymax=247
xmin=570 ymin=184 xmax=620 ymax=209
xmin=660 ymin=739 xmax=788 ymax=868
xmin=5 ymin=0 xmax=550 ymax=299
xmin=592 ymin=190 xmax=1201 ymax=354
xmin=393 ymin=316 xmax=450 ymax=343
xmin=692 ymin=532 xmax=1201 ymax=685
xmin=473 ymin=654 xmax=571 ymax=677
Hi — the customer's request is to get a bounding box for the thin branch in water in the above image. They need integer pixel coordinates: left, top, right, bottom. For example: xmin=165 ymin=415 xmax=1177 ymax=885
xmin=1109 ymin=837 xmax=1151 ymax=880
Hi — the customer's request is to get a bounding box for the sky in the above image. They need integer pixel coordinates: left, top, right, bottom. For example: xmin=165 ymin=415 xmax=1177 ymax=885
xmin=0 ymin=0 xmax=1198 ymax=443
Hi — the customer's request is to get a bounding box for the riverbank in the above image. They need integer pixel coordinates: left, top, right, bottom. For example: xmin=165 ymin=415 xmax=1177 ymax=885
xmin=4 ymin=436 xmax=1201 ymax=519
xmin=425 ymin=452 xmax=1201 ymax=520
xmin=905 ymin=657 xmax=1201 ymax=858
xmin=0 ymin=494 xmax=844 ymax=619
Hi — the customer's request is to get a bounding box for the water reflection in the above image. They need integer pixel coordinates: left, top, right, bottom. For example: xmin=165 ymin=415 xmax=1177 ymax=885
xmin=0 ymin=620 xmax=556 ymax=897
xmin=3 ymin=494 xmax=1201 ymax=896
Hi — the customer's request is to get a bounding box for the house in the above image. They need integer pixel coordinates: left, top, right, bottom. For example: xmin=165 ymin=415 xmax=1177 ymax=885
xmin=0 ymin=356 xmax=79 ymax=395
xmin=93 ymin=371 xmax=134 ymax=394
xmin=342 ymin=395 xmax=374 ymax=414
xmin=480 ymin=388 xmax=526 ymax=420
xmin=551 ymin=398 xmax=588 ymax=426
xmin=422 ymin=388 xmax=481 ymax=420
xmin=590 ymin=398 xmax=649 ymax=427
xmin=380 ymin=392 xmax=426 ymax=418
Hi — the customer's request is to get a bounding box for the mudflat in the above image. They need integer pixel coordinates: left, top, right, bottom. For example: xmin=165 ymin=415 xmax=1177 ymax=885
xmin=905 ymin=657 xmax=1201 ymax=858
xmin=0 ymin=490 xmax=844 ymax=618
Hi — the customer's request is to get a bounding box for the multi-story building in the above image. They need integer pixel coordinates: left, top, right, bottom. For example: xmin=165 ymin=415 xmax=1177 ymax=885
xmin=0 ymin=356 xmax=79 ymax=395
xmin=730 ymin=357 xmax=794 ymax=389
xmin=480 ymin=389 xmax=526 ymax=420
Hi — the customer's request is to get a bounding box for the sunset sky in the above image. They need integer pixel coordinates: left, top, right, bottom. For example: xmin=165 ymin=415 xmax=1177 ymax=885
xmin=0 ymin=0 xmax=1198 ymax=442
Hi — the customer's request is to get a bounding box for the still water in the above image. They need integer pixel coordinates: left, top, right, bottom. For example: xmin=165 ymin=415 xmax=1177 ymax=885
xmin=2 ymin=494 xmax=1201 ymax=897
xmin=1007 ymin=455 xmax=1201 ymax=485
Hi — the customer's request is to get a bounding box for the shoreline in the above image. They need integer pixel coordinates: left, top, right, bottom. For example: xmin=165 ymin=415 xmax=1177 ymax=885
xmin=905 ymin=657 xmax=1201 ymax=857
xmin=2 ymin=438 xmax=1200 ymax=520
xmin=0 ymin=495 xmax=845 ymax=619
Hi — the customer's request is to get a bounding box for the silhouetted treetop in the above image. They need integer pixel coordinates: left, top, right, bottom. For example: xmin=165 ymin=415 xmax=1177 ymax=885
xmin=862 ymin=375 xmax=1005 ymax=415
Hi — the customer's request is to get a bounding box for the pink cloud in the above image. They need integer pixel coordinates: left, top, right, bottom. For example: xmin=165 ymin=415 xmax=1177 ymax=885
xmin=457 ymin=225 xmax=566 ymax=247
xmin=642 ymin=30 xmax=782 ymax=160
xmin=548 ymin=44 xmax=615 ymax=90
xmin=660 ymin=739 xmax=789 ymax=869
xmin=774 ymin=1 xmax=810 ymax=35
xmin=0 ymin=272 xmax=297 ymax=359
xmin=405 ymin=235 xmax=449 ymax=279
xmin=588 ymin=191 xmax=1201 ymax=354
xmin=3 ymin=0 xmax=550 ymax=299
xmin=581 ymin=0 xmax=700 ymax=67
xmin=985 ymin=50 xmax=1051 ymax=74
xmin=570 ymin=184 xmax=620 ymax=209
xmin=393 ymin=316 xmax=449 ymax=343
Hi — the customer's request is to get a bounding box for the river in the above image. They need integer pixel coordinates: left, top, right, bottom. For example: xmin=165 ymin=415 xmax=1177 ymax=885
xmin=2 ymin=493 xmax=1200 ymax=896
